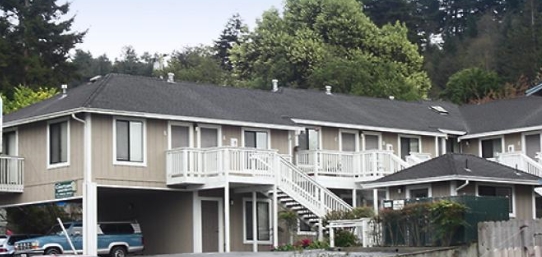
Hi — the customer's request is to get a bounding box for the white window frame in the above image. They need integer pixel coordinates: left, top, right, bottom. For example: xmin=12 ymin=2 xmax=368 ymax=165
xmin=521 ymin=131 xmax=542 ymax=159
xmin=47 ymin=118 xmax=70 ymax=169
xmin=241 ymin=127 xmax=271 ymax=150
xmin=338 ymin=129 xmax=359 ymax=152
xmin=3 ymin=128 xmax=18 ymax=156
xmin=242 ymin=198 xmax=272 ymax=245
xmin=168 ymin=121 xmax=194 ymax=150
xmin=398 ymin=134 xmax=422 ymax=159
xmin=113 ymin=117 xmax=147 ymax=167
xmin=405 ymin=184 xmax=432 ymax=199
xmin=196 ymin=124 xmax=222 ymax=148
xmin=475 ymin=183 xmax=516 ymax=218
xmin=362 ymin=132 xmax=382 ymax=151
xmin=478 ymin=136 xmax=504 ymax=159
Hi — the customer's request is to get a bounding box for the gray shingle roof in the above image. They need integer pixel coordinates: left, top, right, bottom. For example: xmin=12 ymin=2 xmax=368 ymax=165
xmin=363 ymin=153 xmax=541 ymax=187
xmin=459 ymin=96 xmax=542 ymax=134
xmin=4 ymin=74 xmax=468 ymax=133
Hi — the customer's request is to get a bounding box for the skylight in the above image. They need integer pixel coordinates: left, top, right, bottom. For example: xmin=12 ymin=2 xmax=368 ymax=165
xmin=430 ymin=105 xmax=449 ymax=115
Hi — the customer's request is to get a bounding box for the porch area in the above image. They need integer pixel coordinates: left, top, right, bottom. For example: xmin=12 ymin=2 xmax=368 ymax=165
xmin=0 ymin=156 xmax=24 ymax=193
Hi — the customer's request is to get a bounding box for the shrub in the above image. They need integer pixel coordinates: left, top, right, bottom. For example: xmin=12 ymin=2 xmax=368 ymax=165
xmin=334 ymin=229 xmax=358 ymax=247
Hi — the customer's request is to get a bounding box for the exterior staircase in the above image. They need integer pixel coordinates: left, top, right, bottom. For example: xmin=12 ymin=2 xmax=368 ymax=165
xmin=266 ymin=155 xmax=353 ymax=228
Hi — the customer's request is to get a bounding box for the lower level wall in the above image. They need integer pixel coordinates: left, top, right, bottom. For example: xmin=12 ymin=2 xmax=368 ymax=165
xmin=98 ymin=188 xmax=193 ymax=254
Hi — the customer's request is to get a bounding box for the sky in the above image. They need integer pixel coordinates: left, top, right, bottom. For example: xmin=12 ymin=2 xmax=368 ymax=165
xmin=69 ymin=0 xmax=283 ymax=59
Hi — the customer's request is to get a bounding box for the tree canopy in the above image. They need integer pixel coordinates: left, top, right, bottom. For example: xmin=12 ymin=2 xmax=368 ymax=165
xmin=229 ymin=0 xmax=431 ymax=100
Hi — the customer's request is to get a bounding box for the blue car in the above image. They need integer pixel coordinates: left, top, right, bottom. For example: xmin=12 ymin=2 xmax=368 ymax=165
xmin=14 ymin=222 xmax=143 ymax=257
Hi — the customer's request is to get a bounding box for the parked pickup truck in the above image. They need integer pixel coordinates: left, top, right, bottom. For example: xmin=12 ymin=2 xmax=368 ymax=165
xmin=14 ymin=221 xmax=143 ymax=257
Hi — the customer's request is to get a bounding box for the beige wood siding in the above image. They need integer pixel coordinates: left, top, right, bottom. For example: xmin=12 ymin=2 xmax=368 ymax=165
xmin=92 ymin=114 xmax=168 ymax=188
xmin=461 ymin=139 xmax=479 ymax=156
xmin=222 ymin=125 xmax=241 ymax=146
xmin=98 ymin=189 xmax=193 ymax=254
xmin=515 ymin=185 xmax=534 ymax=220
xmin=0 ymin=117 xmax=85 ymax=204
xmin=388 ymin=186 xmax=406 ymax=199
xmin=504 ymin=133 xmax=522 ymax=153
xmin=271 ymin=129 xmax=289 ymax=154
xmin=422 ymin=136 xmax=437 ymax=157
xmin=431 ymin=181 xmax=450 ymax=197
xmin=382 ymin=132 xmax=397 ymax=154
xmin=321 ymin=127 xmax=339 ymax=150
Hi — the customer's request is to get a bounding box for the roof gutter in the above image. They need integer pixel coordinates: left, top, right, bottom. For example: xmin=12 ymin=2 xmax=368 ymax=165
xmin=360 ymin=175 xmax=540 ymax=189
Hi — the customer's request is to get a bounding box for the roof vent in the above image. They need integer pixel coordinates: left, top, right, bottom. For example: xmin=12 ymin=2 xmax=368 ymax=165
xmin=61 ymin=84 xmax=67 ymax=97
xmin=167 ymin=72 xmax=175 ymax=83
xmin=89 ymin=75 xmax=102 ymax=83
xmin=272 ymin=79 xmax=279 ymax=92
xmin=389 ymin=96 xmax=395 ymax=100
xmin=325 ymin=86 xmax=332 ymax=95
xmin=430 ymin=105 xmax=449 ymax=115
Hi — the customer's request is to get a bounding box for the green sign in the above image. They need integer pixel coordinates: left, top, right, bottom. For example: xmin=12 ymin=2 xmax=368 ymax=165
xmin=55 ymin=181 xmax=76 ymax=199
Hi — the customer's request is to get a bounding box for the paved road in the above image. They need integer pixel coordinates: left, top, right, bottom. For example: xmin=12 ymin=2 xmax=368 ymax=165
xmin=143 ymin=249 xmax=398 ymax=257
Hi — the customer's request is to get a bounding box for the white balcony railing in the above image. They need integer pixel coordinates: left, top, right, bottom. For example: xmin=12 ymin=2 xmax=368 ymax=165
xmin=0 ymin=156 xmax=24 ymax=193
xmin=296 ymin=150 xmax=410 ymax=178
xmin=167 ymin=147 xmax=277 ymax=183
xmin=495 ymin=152 xmax=542 ymax=178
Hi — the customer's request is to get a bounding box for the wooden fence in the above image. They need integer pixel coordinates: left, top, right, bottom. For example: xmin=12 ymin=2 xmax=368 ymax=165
xmin=478 ymin=219 xmax=542 ymax=257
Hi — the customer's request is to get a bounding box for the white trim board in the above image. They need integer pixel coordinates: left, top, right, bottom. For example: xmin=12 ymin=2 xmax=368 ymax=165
xmin=360 ymin=175 xmax=541 ymax=189
xmin=291 ymin=118 xmax=447 ymax=137
xmin=4 ymin=107 xmax=304 ymax=132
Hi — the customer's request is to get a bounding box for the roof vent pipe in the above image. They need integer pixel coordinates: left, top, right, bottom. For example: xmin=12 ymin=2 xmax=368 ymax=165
xmin=167 ymin=72 xmax=175 ymax=83
xmin=272 ymin=79 xmax=279 ymax=92
xmin=61 ymin=84 xmax=67 ymax=97
xmin=325 ymin=85 xmax=332 ymax=95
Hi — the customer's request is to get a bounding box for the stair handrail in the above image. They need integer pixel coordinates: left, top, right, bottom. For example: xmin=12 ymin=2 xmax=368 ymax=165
xmin=277 ymin=155 xmax=353 ymax=217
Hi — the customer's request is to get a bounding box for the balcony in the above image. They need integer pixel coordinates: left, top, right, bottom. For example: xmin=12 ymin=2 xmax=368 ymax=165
xmin=295 ymin=150 xmax=411 ymax=181
xmin=166 ymin=147 xmax=279 ymax=186
xmin=494 ymin=151 xmax=542 ymax=178
xmin=0 ymin=156 xmax=24 ymax=193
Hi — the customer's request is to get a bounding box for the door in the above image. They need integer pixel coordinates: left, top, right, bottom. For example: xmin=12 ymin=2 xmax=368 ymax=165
xmin=201 ymin=200 xmax=219 ymax=252
xmin=400 ymin=137 xmax=420 ymax=160
xmin=364 ymin=134 xmax=379 ymax=150
xmin=200 ymin=127 xmax=219 ymax=148
xmin=525 ymin=134 xmax=541 ymax=160
xmin=171 ymin=125 xmax=190 ymax=149
xmin=2 ymin=132 xmax=16 ymax=183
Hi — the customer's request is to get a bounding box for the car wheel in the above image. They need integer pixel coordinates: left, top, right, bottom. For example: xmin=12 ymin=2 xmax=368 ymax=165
xmin=44 ymin=247 xmax=62 ymax=255
xmin=110 ymin=246 xmax=127 ymax=257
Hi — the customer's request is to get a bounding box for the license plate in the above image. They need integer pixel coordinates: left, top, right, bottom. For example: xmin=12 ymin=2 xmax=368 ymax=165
xmin=20 ymin=254 xmax=27 ymax=257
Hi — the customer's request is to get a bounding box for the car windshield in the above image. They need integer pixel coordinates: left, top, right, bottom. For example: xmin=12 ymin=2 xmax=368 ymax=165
xmin=47 ymin=224 xmax=68 ymax=235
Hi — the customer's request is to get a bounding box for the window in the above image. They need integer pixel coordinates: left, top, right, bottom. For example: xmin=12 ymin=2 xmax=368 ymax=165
xmin=481 ymin=138 xmax=502 ymax=158
xmin=364 ymin=134 xmax=380 ymax=151
xmin=524 ymin=133 xmax=541 ymax=160
xmin=406 ymin=185 xmax=431 ymax=199
xmin=244 ymin=199 xmax=271 ymax=243
xmin=199 ymin=127 xmax=219 ymax=148
xmin=400 ymin=136 xmax=420 ymax=160
xmin=115 ymin=119 xmax=144 ymax=164
xmin=48 ymin=120 xmax=69 ymax=167
xmin=244 ymin=130 xmax=268 ymax=149
xmin=478 ymin=185 xmax=514 ymax=215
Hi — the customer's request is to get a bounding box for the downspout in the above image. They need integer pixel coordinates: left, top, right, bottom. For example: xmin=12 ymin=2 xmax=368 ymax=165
xmin=456 ymin=180 xmax=469 ymax=193
xmin=71 ymin=113 xmax=97 ymax=256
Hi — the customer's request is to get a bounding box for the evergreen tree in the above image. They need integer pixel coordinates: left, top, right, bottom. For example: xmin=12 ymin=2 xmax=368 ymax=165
xmin=213 ymin=13 xmax=248 ymax=71
xmin=0 ymin=0 xmax=85 ymax=95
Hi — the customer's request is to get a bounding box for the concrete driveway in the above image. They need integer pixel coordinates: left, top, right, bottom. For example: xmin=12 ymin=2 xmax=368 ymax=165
xmin=143 ymin=249 xmax=398 ymax=257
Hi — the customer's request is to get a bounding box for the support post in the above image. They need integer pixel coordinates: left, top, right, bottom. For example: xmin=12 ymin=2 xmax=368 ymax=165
xmin=352 ymin=189 xmax=357 ymax=208
xmin=273 ymin=185 xmax=278 ymax=248
xmin=76 ymin=113 xmax=97 ymax=256
xmin=318 ymin=218 xmax=324 ymax=241
xmin=252 ymin=191 xmax=258 ymax=252
xmin=224 ymin=184 xmax=230 ymax=252
xmin=373 ymin=189 xmax=379 ymax=216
